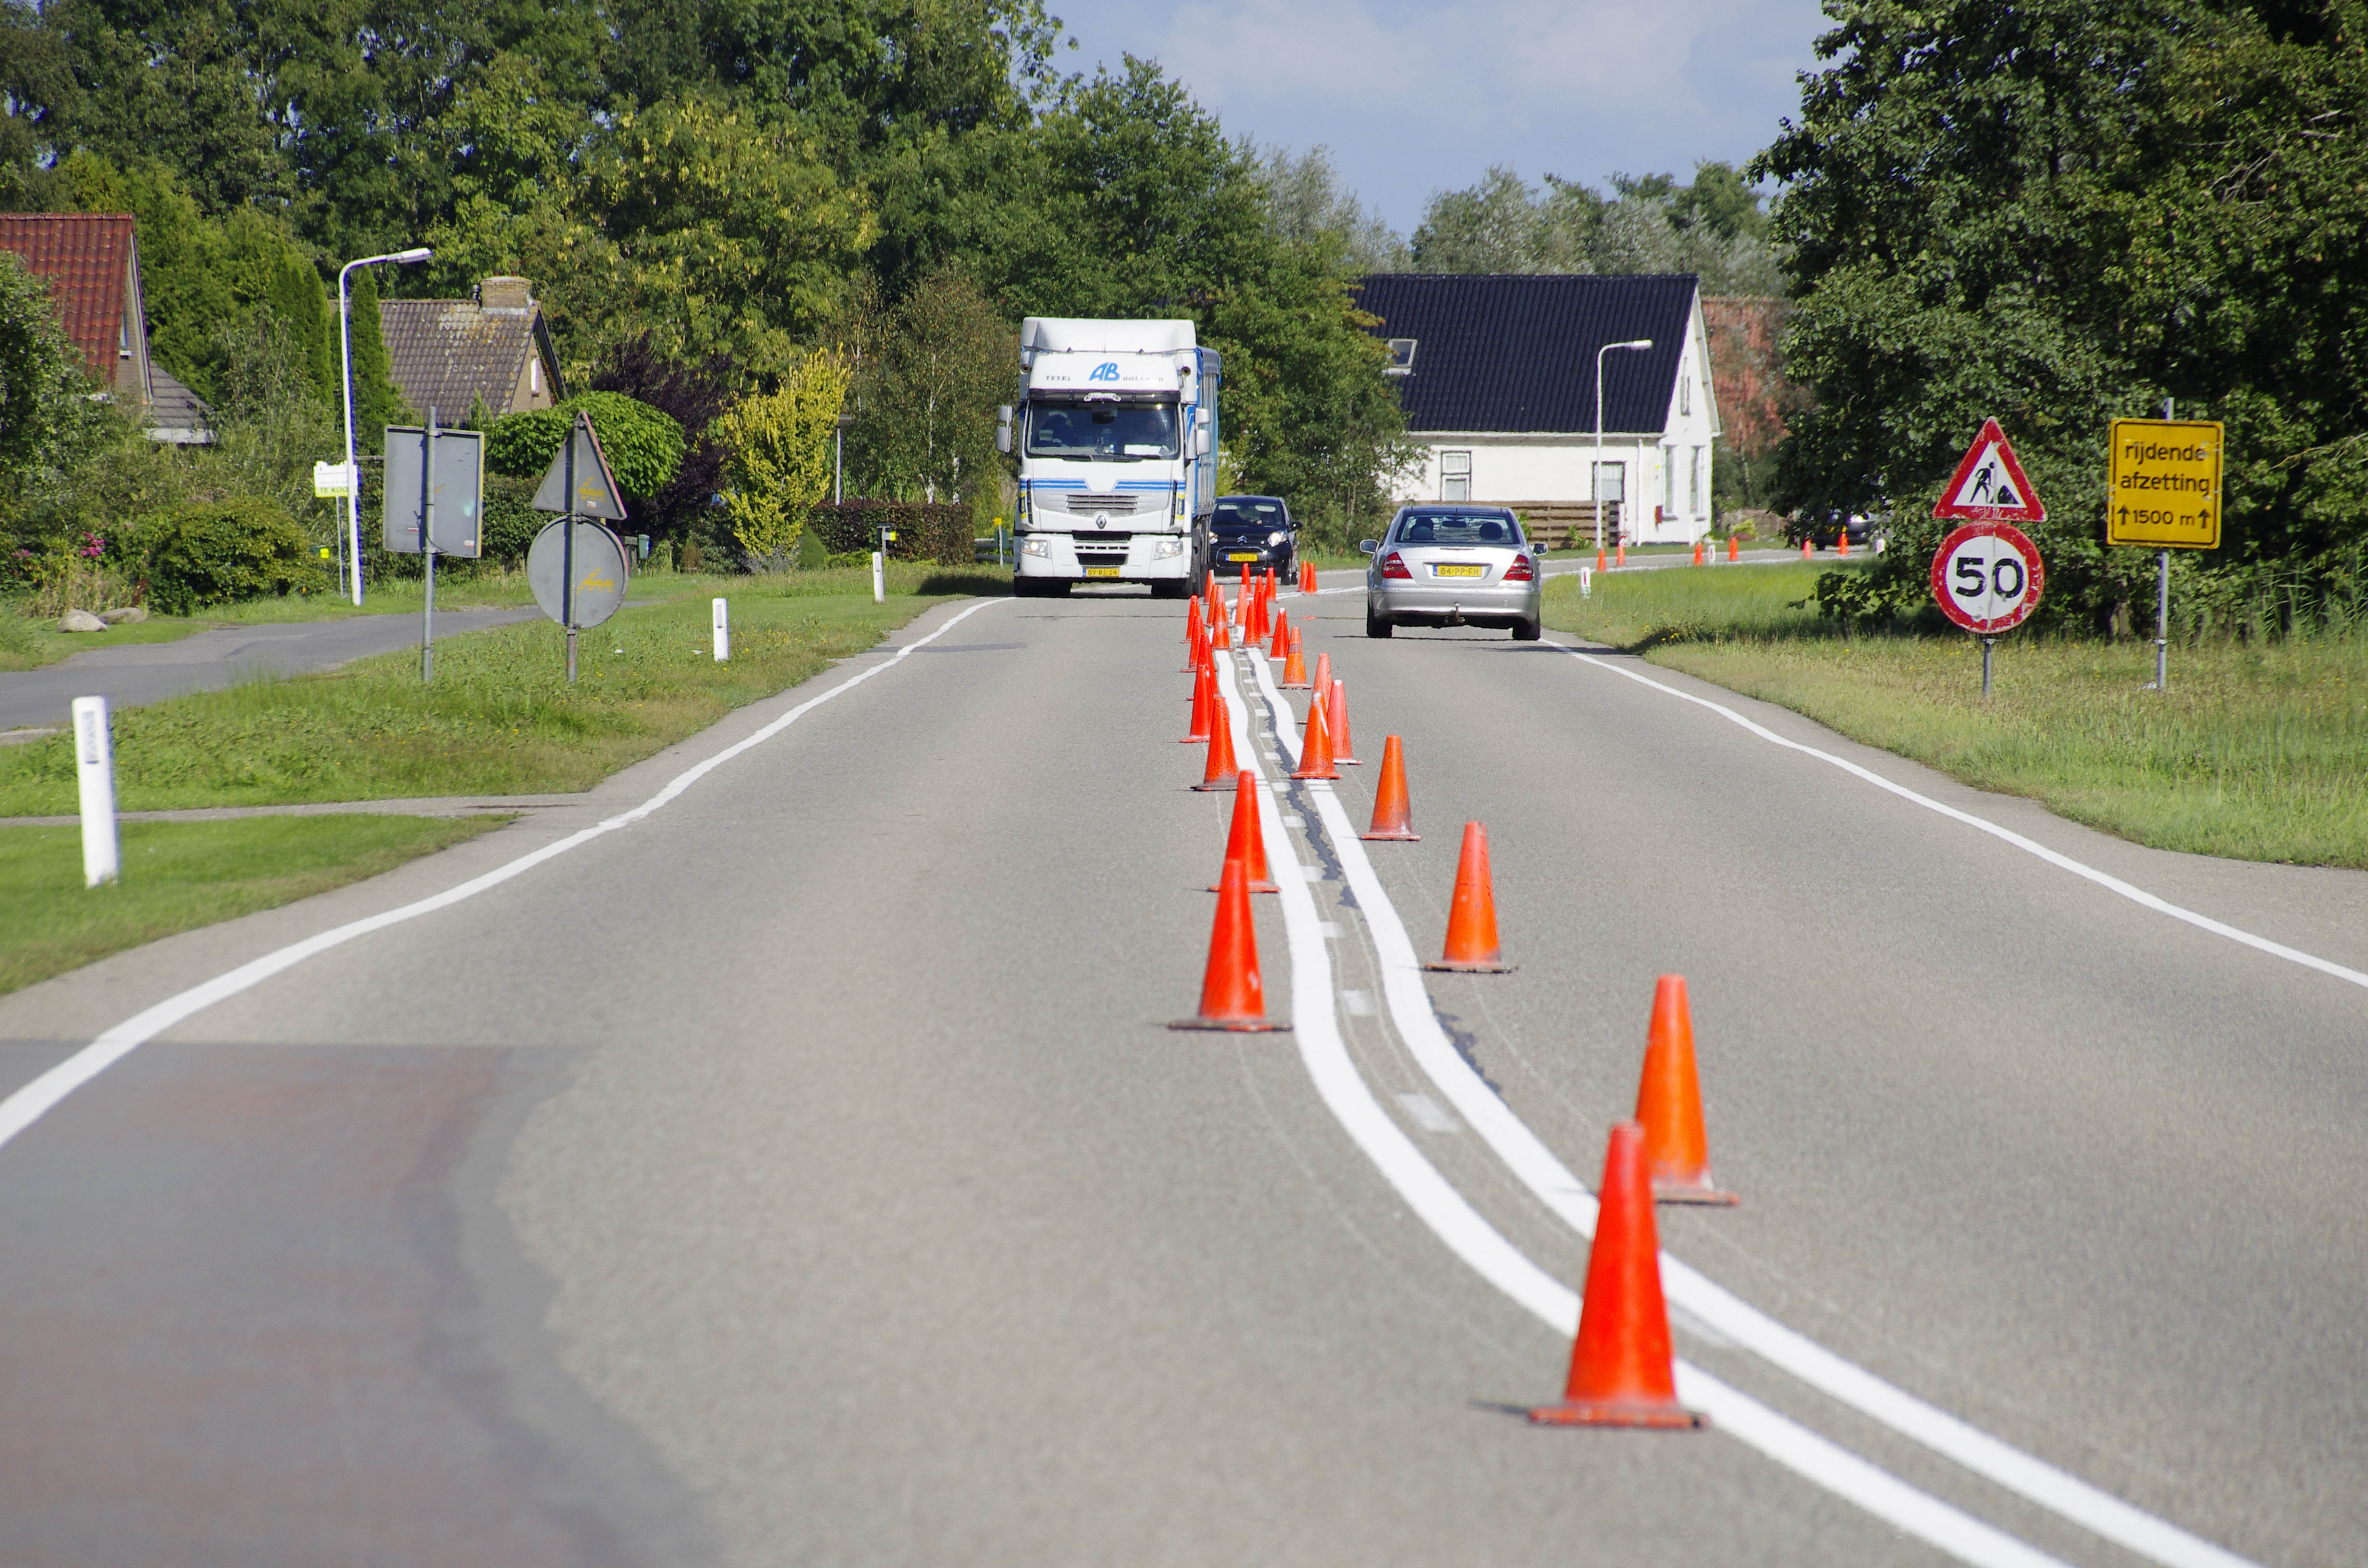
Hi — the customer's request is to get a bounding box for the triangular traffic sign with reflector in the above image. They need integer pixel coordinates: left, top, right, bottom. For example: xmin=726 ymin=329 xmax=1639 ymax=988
xmin=531 ymin=412 xmax=630 ymax=521
xmin=1933 ymin=417 xmax=2045 ymax=523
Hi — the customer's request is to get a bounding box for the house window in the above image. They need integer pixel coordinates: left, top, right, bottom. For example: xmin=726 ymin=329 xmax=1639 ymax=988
xmin=1664 ymin=450 xmax=1677 ymax=517
xmin=1690 ymin=447 xmax=1703 ymax=514
xmin=530 ymin=359 xmax=541 ymax=395
xmin=1679 ymin=374 xmax=1690 ymax=416
xmin=1386 ymin=339 xmax=1417 ymax=377
xmin=1440 ymin=449 xmax=1470 ymax=502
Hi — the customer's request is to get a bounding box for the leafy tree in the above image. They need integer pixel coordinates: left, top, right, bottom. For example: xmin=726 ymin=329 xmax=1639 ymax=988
xmin=716 ymin=348 xmax=851 ymax=563
xmin=585 ymin=331 xmax=737 ymax=539
xmin=843 ymin=264 xmax=1010 ymax=509
xmin=1258 ymin=145 xmax=1409 ymax=273
xmin=1755 ymin=0 xmax=2368 ymax=628
xmin=0 ymin=249 xmax=118 ymax=479
xmin=1407 ymin=163 xmax=1780 ymax=291
xmin=343 ymin=266 xmax=410 ymax=449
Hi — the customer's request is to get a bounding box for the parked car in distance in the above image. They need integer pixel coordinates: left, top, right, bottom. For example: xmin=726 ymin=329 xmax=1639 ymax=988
xmin=1360 ymin=504 xmax=1543 ymax=640
xmin=1206 ymin=495 xmax=1297 ymax=579
xmin=1787 ymin=509 xmax=1883 ymax=549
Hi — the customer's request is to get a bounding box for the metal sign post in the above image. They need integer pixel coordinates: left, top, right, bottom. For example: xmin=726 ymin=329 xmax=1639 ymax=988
xmin=529 ymin=413 xmax=631 ymax=680
xmin=420 ymin=408 xmax=438 ymax=682
xmin=2107 ymin=397 xmax=2222 ymax=693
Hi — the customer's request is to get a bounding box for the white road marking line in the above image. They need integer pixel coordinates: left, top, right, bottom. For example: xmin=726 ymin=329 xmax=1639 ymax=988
xmin=1249 ymin=647 xmax=2260 ymax=1568
xmin=1317 ymin=921 xmax=1343 ymax=938
xmin=0 ymin=599 xmax=1008 ymax=1156
xmin=1229 ymin=651 xmax=2077 ymax=1568
xmin=1396 ymin=1093 xmax=1461 ymax=1133
xmin=1340 ymin=989 xmax=1378 ymax=1016
xmin=1556 ymin=644 xmax=2368 ymax=994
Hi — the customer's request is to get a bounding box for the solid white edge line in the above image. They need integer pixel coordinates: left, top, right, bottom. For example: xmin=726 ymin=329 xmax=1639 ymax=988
xmin=0 ymin=598 xmax=1006 ymax=1155
xmin=1249 ymin=647 xmax=2262 ymax=1568
xmin=1555 ymin=644 xmax=2368 ymax=994
xmin=1233 ymin=650 xmax=2073 ymax=1568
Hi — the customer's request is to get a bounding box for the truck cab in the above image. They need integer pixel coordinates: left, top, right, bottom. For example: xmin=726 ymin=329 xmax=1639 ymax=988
xmin=1000 ymin=318 xmax=1221 ymax=599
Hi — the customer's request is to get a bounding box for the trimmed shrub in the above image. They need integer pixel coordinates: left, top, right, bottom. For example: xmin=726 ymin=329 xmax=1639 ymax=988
xmin=145 ymin=496 xmax=328 ymax=614
xmin=486 ymin=392 xmax=687 ymax=499
xmin=481 ymin=474 xmax=545 ymax=564
xmin=805 ymin=501 xmax=973 ymax=565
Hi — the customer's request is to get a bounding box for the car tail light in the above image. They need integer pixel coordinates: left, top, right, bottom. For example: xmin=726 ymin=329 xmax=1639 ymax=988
xmin=1504 ymin=554 xmax=1535 ymax=581
xmin=1379 ymin=550 xmax=1411 ymax=579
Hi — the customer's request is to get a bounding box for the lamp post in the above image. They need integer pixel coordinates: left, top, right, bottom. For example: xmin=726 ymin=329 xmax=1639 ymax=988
xmin=338 ymin=247 xmax=433 ymax=605
xmin=1595 ymin=338 xmax=1653 ymax=553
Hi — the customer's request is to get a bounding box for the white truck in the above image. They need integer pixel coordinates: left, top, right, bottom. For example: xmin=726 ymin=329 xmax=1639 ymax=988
xmin=997 ymin=318 xmax=1221 ymax=599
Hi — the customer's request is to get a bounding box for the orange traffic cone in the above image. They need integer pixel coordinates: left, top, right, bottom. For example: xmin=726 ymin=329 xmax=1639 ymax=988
xmin=1801 ymin=537 xmax=1812 ymax=559
xmin=1727 ymin=535 xmax=1739 ymax=563
xmin=1211 ymin=771 xmax=1279 ymax=894
xmin=1290 ymin=686 xmax=1338 ymax=780
xmin=1362 ymin=735 xmax=1419 ymax=841
xmin=1636 ymin=976 xmax=1737 ymax=1205
xmin=1181 ymin=661 xmax=1214 ymax=743
xmin=1311 ymin=651 xmax=1332 ymax=708
xmin=1280 ymin=627 xmax=1310 ymax=689
xmin=1211 ymin=613 xmax=1231 ymax=652
xmin=1691 ymin=540 xmax=1705 ymax=566
xmin=1529 ymin=1121 xmax=1705 ymax=1429
xmin=1424 ymin=822 xmax=1513 ymax=972
xmin=1194 ymin=701 xmax=1239 ymax=790
xmin=1185 ymin=594 xmax=1202 ymax=644
xmin=1837 ymin=528 xmax=1850 ymax=558
xmin=1596 ymin=546 xmax=1607 ymax=573
xmin=1616 ymin=544 xmax=1627 ymax=566
xmin=1328 ymin=677 xmax=1359 ymax=765
xmin=1269 ymin=607 xmax=1291 ymax=661
xmin=1302 ymin=560 xmax=1317 ymax=593
xmin=1170 ymin=858 xmax=1287 ymax=1032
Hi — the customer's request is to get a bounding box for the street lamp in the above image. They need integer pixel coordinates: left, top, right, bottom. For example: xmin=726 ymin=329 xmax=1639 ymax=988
xmin=338 ymin=247 xmax=434 ymax=605
xmin=1595 ymin=338 xmax=1653 ymax=553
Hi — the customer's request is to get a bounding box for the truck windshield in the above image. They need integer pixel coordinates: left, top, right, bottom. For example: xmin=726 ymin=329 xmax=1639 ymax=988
xmin=1026 ymin=400 xmax=1179 ymax=461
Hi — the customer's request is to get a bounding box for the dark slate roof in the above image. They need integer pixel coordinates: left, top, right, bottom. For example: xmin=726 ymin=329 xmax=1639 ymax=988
xmin=380 ymin=295 xmax=560 ymax=423
xmin=0 ymin=213 xmax=138 ymax=382
xmin=145 ymin=365 xmax=213 ymax=444
xmin=1353 ymin=273 xmax=1699 ymax=434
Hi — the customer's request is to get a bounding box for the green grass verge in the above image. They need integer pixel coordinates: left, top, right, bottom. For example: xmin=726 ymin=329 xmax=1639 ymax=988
xmin=1544 ymin=562 xmax=2368 ymax=868
xmin=0 ymin=572 xmax=998 ymax=815
xmin=0 ymin=814 xmax=507 ymax=996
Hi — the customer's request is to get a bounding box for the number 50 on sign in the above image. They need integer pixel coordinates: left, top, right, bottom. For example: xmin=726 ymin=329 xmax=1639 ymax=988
xmin=1931 ymin=522 xmax=2045 ymax=634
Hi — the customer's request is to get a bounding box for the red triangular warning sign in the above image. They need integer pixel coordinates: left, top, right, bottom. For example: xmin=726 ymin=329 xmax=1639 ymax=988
xmin=1933 ymin=418 xmax=2045 ymax=523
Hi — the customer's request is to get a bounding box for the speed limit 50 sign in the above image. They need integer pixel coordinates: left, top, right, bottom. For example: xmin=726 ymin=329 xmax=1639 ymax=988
xmin=1931 ymin=523 xmax=2044 ymax=634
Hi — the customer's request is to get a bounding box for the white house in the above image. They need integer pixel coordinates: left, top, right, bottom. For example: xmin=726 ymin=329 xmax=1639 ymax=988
xmin=1356 ymin=273 xmax=1722 ymax=545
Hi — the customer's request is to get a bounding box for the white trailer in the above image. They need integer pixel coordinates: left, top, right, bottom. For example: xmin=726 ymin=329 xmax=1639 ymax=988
xmin=997 ymin=318 xmax=1221 ymax=598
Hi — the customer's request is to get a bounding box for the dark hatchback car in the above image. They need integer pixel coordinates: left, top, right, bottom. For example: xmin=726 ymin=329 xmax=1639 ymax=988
xmin=1206 ymin=496 xmax=1298 ymax=578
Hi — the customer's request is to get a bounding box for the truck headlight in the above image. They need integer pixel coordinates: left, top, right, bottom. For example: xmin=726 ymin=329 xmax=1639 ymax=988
xmin=1154 ymin=537 xmax=1184 ymax=559
xmin=1020 ymin=537 xmax=1049 ymax=558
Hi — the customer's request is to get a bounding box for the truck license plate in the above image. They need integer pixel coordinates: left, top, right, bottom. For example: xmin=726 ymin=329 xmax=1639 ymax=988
xmin=1085 ymin=565 xmax=1122 ymax=578
xmin=1433 ymin=563 xmax=1485 ymax=578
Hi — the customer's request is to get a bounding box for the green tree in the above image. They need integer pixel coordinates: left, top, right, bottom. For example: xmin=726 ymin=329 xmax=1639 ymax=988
xmin=1754 ymin=0 xmax=2368 ymax=627
xmin=0 ymin=249 xmax=118 ymax=479
xmin=843 ymin=264 xmax=1011 ymax=509
xmin=344 ymin=265 xmax=410 ymax=449
xmin=717 ymin=348 xmax=851 ymax=563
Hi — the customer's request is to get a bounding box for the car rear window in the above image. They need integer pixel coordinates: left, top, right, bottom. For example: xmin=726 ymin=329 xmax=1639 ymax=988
xmin=1392 ymin=511 xmax=1524 ymax=546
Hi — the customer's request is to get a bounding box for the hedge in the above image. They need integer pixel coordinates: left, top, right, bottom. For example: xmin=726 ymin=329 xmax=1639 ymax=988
xmin=144 ymin=496 xmax=330 ymax=614
xmin=486 ymin=392 xmax=686 ymax=498
xmin=804 ymin=502 xmax=974 ymax=565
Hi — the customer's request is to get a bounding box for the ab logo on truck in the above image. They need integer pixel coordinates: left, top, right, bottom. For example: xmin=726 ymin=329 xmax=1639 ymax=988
xmin=1089 ymin=361 xmax=1121 ymax=382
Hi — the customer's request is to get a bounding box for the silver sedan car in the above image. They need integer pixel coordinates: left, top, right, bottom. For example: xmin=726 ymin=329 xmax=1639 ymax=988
xmin=1360 ymin=505 xmax=1544 ymax=640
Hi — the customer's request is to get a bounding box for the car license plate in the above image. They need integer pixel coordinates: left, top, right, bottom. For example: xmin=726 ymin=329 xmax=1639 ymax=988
xmin=1085 ymin=565 xmax=1122 ymax=578
xmin=1227 ymin=551 xmax=1259 ymax=562
xmin=1433 ymin=563 xmax=1486 ymax=578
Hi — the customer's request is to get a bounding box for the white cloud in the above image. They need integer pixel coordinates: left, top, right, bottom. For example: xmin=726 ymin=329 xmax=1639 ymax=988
xmin=1048 ymin=0 xmax=1830 ymax=231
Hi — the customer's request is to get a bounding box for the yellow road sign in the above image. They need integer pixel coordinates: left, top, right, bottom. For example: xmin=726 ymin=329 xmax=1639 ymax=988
xmin=2107 ymin=418 xmax=2223 ymax=548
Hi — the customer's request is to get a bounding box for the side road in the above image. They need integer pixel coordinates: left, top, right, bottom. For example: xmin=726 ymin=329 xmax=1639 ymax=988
xmin=0 ymin=608 xmax=540 ymax=733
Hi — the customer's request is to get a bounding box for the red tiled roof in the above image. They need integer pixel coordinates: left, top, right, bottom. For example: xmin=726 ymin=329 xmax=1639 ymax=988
xmin=0 ymin=213 xmax=136 ymax=379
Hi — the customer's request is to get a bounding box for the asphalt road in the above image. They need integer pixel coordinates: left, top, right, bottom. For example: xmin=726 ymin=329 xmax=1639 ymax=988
xmin=0 ymin=607 xmax=541 ymax=732
xmin=0 ymin=575 xmax=2358 ymax=1567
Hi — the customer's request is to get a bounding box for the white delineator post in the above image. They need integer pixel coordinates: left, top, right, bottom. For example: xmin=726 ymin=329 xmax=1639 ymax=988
xmin=712 ymin=597 xmax=730 ymax=662
xmin=871 ymin=551 xmax=885 ymax=604
xmin=72 ymin=696 xmax=119 ymax=888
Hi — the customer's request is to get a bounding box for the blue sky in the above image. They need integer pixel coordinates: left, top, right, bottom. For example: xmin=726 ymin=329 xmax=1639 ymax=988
xmin=1045 ymin=0 xmax=1836 ymax=235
